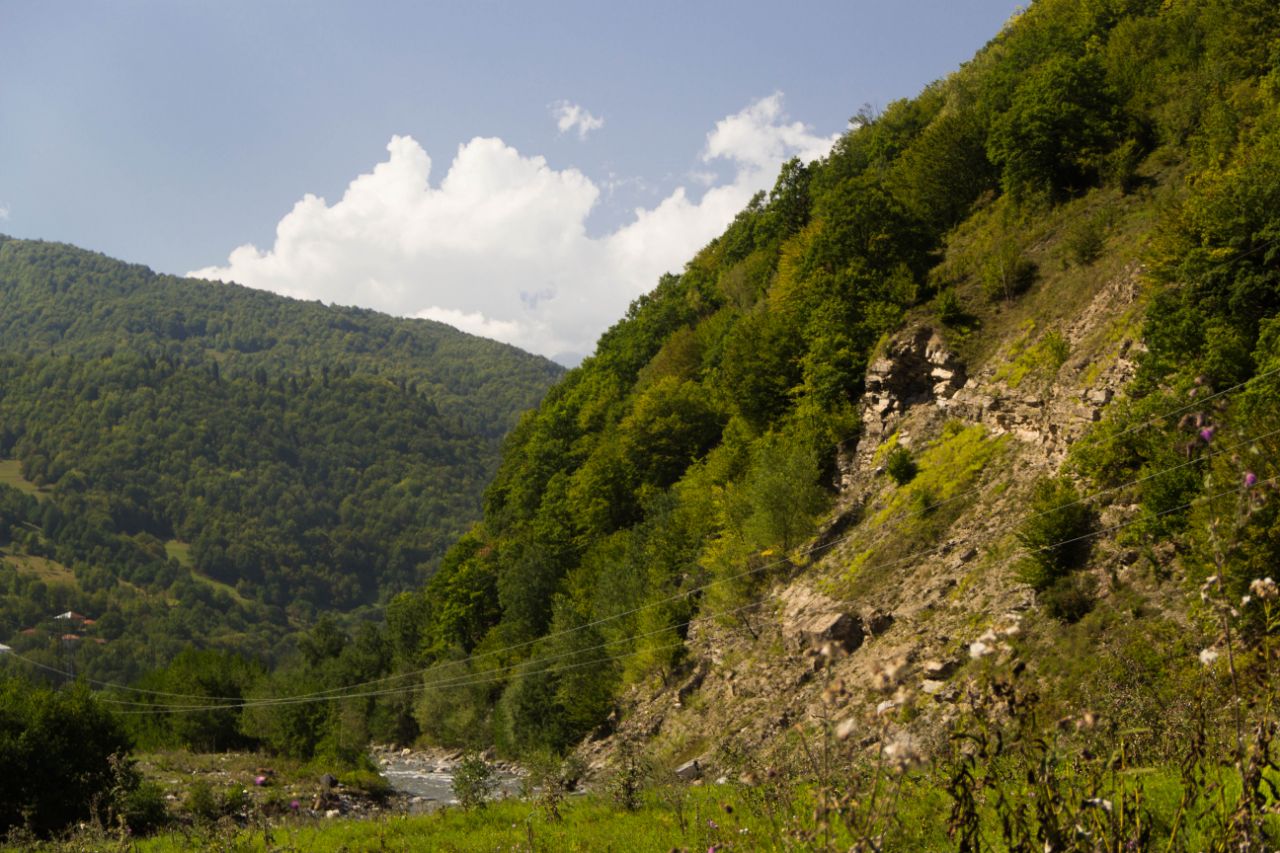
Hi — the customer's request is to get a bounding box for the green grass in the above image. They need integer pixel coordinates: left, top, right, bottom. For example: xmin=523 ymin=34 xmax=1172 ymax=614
xmin=868 ymin=423 xmax=1008 ymax=529
xmin=839 ymin=423 xmax=1010 ymax=596
xmin=123 ymin=784 xmax=874 ymax=853
xmin=0 ymin=459 xmax=47 ymax=499
xmin=993 ymin=324 xmax=1070 ymax=388
xmin=187 ymin=567 xmax=253 ymax=607
xmin=166 ymin=540 xmax=254 ymax=607
xmin=97 ymin=762 xmax=1274 ymax=852
xmin=1 ymin=551 xmax=79 ymax=588
xmin=163 ymin=540 xmax=194 ymax=568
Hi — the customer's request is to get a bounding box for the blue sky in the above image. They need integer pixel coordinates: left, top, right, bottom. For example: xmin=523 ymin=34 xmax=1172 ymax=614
xmin=1 ymin=1 xmax=1022 ymax=362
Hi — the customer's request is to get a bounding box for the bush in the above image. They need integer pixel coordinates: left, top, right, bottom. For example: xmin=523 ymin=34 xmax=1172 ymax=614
xmin=885 ymin=446 xmax=918 ymax=485
xmin=522 ymin=749 xmax=586 ymax=821
xmin=0 ymin=678 xmax=133 ymax=836
xmin=183 ymin=779 xmax=221 ymax=825
xmin=117 ymin=780 xmax=169 ymax=835
xmin=936 ymin=289 xmax=967 ymax=327
xmin=451 ymin=751 xmax=497 ymax=810
xmin=1039 ymin=573 xmax=1097 ymax=622
xmin=607 ymin=738 xmax=651 ymax=812
xmin=1065 ymin=216 xmax=1106 ymax=266
xmin=981 ymin=245 xmax=1038 ymax=302
xmin=911 ymin=486 xmax=939 ymax=517
xmin=1015 ymin=478 xmax=1094 ymax=593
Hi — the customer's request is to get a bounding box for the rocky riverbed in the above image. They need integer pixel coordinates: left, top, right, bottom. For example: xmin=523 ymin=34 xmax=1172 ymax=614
xmin=371 ymin=744 xmax=524 ymax=812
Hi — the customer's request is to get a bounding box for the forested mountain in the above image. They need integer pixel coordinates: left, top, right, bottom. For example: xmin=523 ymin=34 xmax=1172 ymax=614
xmin=0 ymin=240 xmax=561 ymax=680
xmin=0 ymin=237 xmax=561 ymax=438
xmin=375 ymin=0 xmax=1280 ymax=762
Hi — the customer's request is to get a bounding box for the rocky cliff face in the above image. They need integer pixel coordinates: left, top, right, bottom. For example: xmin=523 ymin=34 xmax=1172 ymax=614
xmin=579 ymin=263 xmax=1149 ymax=780
xmin=858 ymin=266 xmax=1142 ymax=476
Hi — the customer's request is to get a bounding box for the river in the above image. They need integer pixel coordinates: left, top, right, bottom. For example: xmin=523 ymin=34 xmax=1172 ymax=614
xmin=377 ymin=751 xmax=524 ymax=808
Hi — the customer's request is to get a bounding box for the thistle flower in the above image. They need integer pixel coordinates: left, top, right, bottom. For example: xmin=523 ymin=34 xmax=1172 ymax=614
xmin=1200 ymin=426 xmax=1215 ymax=443
xmin=1245 ymin=471 xmax=1259 ymax=488
xmin=1250 ymin=577 xmax=1278 ymax=601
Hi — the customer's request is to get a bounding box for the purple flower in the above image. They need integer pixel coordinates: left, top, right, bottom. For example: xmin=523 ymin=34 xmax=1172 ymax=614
xmin=1200 ymin=426 xmax=1215 ymax=443
xmin=254 ymin=775 xmax=267 ymax=786
xmin=290 ymin=799 xmax=300 ymax=811
xmin=707 ymin=818 xmax=719 ymax=830
xmin=1245 ymin=471 xmax=1259 ymax=488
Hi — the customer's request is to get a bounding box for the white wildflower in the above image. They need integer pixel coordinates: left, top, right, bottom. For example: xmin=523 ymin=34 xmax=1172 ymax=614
xmin=1199 ymin=647 xmax=1220 ymax=666
xmin=969 ymin=640 xmax=995 ymax=659
xmin=835 ymin=718 xmax=858 ymax=741
xmin=883 ymin=734 xmax=923 ymax=771
xmin=1250 ymin=577 xmax=1279 ymax=602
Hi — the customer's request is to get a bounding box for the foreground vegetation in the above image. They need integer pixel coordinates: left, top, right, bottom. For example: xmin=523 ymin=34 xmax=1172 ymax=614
xmin=13 ymin=619 xmax=1280 ymax=851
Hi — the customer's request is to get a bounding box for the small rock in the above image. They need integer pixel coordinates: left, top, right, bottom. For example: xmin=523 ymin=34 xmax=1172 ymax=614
xmin=1087 ymin=388 xmax=1113 ymax=405
xmin=921 ymin=658 xmax=960 ymax=679
xmin=325 ymin=809 xmax=340 ymax=819
xmin=863 ymin=609 xmax=894 ymax=636
xmin=674 ymin=759 xmax=703 ymax=782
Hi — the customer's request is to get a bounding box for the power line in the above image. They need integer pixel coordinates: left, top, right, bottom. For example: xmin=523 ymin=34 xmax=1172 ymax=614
xmin=97 ymin=459 xmax=1275 ymax=715
xmin=16 ymin=234 xmax=1279 ymax=707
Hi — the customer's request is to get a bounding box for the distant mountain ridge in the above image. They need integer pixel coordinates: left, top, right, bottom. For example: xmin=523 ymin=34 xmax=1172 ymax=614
xmin=0 ymin=236 xmax=562 ymax=680
xmin=0 ymin=236 xmax=562 ymax=438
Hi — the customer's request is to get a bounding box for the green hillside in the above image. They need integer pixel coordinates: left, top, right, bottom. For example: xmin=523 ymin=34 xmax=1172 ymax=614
xmin=0 ymin=240 xmax=562 ymax=683
xmin=0 ymin=237 xmax=562 ymax=438
xmin=379 ymin=0 xmax=1280 ymax=761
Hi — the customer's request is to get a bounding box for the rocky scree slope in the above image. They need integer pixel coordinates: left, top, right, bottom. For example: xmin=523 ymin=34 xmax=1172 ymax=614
xmin=577 ymin=222 xmax=1151 ymax=780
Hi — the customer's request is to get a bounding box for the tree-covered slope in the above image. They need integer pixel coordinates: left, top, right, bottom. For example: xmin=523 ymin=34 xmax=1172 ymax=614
xmin=0 ymin=239 xmax=562 ymax=681
xmin=0 ymin=237 xmax=562 ymax=438
xmin=381 ymin=0 xmax=1280 ymax=759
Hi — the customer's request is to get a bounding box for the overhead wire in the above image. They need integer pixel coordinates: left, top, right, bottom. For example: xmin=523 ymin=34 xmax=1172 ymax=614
xmin=14 ymin=236 xmax=1278 ymax=708
xmin=90 ymin=427 xmax=1277 ymax=714
xmin=106 ymin=471 xmax=1274 ymax=715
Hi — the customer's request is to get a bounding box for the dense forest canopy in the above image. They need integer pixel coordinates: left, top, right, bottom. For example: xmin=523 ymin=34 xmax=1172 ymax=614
xmin=0 ymin=239 xmax=562 ymax=682
xmin=0 ymin=237 xmax=562 ymax=437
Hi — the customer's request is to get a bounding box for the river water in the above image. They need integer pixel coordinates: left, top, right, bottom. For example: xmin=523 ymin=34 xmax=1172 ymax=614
xmin=377 ymin=753 xmax=524 ymax=807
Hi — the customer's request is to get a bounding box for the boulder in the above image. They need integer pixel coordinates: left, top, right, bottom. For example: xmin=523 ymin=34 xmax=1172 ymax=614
xmin=674 ymin=758 xmax=703 ymax=781
xmin=801 ymin=611 xmax=864 ymax=654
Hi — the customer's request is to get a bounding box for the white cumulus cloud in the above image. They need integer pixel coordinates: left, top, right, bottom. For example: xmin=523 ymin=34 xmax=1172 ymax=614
xmin=0 ymin=202 xmax=9 ymax=221
xmin=552 ymin=101 xmax=605 ymax=140
xmin=704 ymin=92 xmax=839 ymax=172
xmin=190 ymin=95 xmax=839 ymax=364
